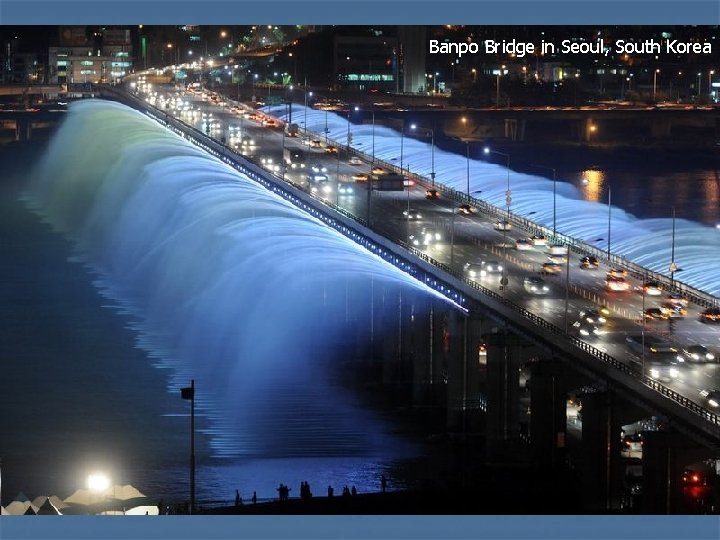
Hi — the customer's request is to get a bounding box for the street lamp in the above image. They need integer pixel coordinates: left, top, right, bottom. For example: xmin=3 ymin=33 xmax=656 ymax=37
xmin=496 ymin=65 xmax=506 ymax=110
xmin=531 ymin=164 xmax=558 ymax=237
xmin=709 ymin=70 xmax=716 ymax=101
xmin=483 ymin=147 xmax=511 ymax=219
xmin=697 ymin=72 xmax=702 ymax=97
xmin=607 ymin=186 xmax=612 ymax=259
xmin=346 ymin=105 xmax=358 ymax=152
xmin=251 ymin=73 xmax=258 ymax=103
xmin=465 ymin=141 xmax=471 ymax=199
xmin=669 ymin=206 xmax=680 ymax=287
xmin=653 ymin=68 xmax=660 ymax=102
xmin=303 ymin=80 xmax=312 ymax=138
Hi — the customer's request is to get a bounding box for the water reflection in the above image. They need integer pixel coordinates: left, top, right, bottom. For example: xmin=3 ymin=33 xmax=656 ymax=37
xmin=580 ymin=169 xmax=605 ymax=202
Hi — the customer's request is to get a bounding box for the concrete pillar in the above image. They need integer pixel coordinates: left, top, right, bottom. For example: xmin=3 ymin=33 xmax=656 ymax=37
xmin=445 ymin=309 xmax=467 ymax=432
xmin=640 ymin=431 xmax=714 ymax=514
xmin=579 ymin=391 xmax=622 ymax=512
xmin=529 ymin=359 xmax=566 ymax=469
xmin=484 ymin=331 xmax=522 ymax=460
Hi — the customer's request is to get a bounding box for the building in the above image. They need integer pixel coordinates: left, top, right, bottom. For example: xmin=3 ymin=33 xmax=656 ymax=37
xmin=333 ymin=35 xmax=398 ymax=91
xmin=48 ymin=26 xmax=132 ymax=85
xmin=397 ymin=26 xmax=426 ymax=93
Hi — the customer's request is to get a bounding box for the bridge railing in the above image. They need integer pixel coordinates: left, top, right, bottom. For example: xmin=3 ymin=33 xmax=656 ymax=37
xmin=102 ymin=86 xmax=720 ymax=432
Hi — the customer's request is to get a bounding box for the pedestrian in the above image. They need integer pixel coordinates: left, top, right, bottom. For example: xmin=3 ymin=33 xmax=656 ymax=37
xmin=251 ymin=491 xmax=257 ymax=505
xmin=342 ymin=485 xmax=350 ymax=497
xmin=327 ymin=485 xmax=334 ymax=497
xmin=381 ymin=475 xmax=387 ymax=493
xmin=235 ymin=489 xmax=242 ymax=506
xmin=351 ymin=485 xmax=357 ymax=496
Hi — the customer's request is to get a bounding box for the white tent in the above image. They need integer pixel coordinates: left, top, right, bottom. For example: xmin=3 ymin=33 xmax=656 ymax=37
xmin=4 ymin=500 xmax=38 ymax=515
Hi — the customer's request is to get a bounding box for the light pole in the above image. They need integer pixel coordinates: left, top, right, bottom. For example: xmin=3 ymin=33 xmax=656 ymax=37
xmin=429 ymin=127 xmax=435 ymax=187
xmin=180 ymin=380 xmax=196 ymax=514
xmin=346 ymin=105 xmax=358 ymax=153
xmin=251 ymin=73 xmax=258 ymax=103
xmin=653 ymin=68 xmax=660 ymax=102
xmin=697 ymin=72 xmax=702 ymax=97
xmin=531 ymin=164 xmax=558 ymax=237
xmin=465 ymin=141 xmax=471 ymax=199
xmin=709 ymin=70 xmax=716 ymax=101
xmin=669 ymin=206 xmax=679 ymax=287
xmin=371 ymin=108 xmax=376 ymax=164
xmin=607 ymin=186 xmax=612 ymax=260
xmin=483 ymin=147 xmax=511 ymax=219
xmin=303 ymin=79 xmax=312 ymax=138
xmin=496 ymin=65 xmax=506 ymax=110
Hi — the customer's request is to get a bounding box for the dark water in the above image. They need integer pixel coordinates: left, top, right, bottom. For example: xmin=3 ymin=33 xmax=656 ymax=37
xmin=0 ymin=133 xmax=716 ymax=507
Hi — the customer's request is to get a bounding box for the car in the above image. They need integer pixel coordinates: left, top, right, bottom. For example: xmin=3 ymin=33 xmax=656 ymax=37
xmin=700 ymin=389 xmax=720 ymax=409
xmin=262 ymin=118 xmax=278 ymax=128
xmin=572 ymin=320 xmax=603 ymax=337
xmin=310 ymin=181 xmax=333 ymax=197
xmin=494 ymin=219 xmax=512 ymax=231
xmin=643 ymin=307 xmax=668 ymax=320
xmin=325 ymin=145 xmax=338 ymax=154
xmin=402 ymin=207 xmax=422 ymax=220
xmin=665 ymin=293 xmax=688 ymax=306
xmin=311 ymin=164 xmax=328 ymax=174
xmin=607 ymin=268 xmax=628 ymax=278
xmin=660 ymin=302 xmax=687 ymax=318
xmin=621 ymin=433 xmax=643 ymax=459
xmin=700 ymin=307 xmax=720 ymax=323
xmin=409 ymin=228 xmax=442 ymax=247
xmin=348 ymin=156 xmax=363 ymax=165
xmin=579 ymin=256 xmax=600 ymax=269
xmin=352 ymin=173 xmax=369 ymax=182
xmin=547 ymin=244 xmax=567 ymax=256
xmin=578 ymin=309 xmax=607 ymax=325
xmin=308 ymin=172 xmax=329 ymax=182
xmin=530 ymin=234 xmax=547 ymax=246
xmin=457 ymin=204 xmax=474 ymax=215
xmin=606 ymin=276 xmax=630 ymax=291
xmin=371 ymin=166 xmax=386 ymax=175
xmin=425 ymin=189 xmax=440 ymax=199
xmin=465 ymin=260 xmax=505 ymax=278
xmin=547 ymin=253 xmax=567 ymax=264
xmin=523 ymin=276 xmax=549 ymax=295
xmin=240 ymin=135 xmax=256 ymax=147
xmin=642 ymin=281 xmax=663 ymax=296
xmin=309 ymin=139 xmax=322 ymax=149
xmin=337 ymin=183 xmax=354 ymax=195
xmin=682 ymin=345 xmax=716 ymax=363
xmin=515 ymin=238 xmax=533 ymax=251
xmin=542 ymin=262 xmax=563 ymax=275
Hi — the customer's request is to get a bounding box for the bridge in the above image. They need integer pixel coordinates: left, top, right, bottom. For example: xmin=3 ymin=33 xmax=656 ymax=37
xmin=96 ymin=83 xmax=720 ymax=513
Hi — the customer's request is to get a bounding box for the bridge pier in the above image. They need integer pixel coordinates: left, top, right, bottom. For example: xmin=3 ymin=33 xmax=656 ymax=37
xmin=483 ymin=330 xmax=523 ymax=459
xmin=15 ymin=119 xmax=31 ymax=141
xmin=640 ymin=431 xmax=716 ymax=514
xmin=528 ymin=358 xmax=568 ymax=469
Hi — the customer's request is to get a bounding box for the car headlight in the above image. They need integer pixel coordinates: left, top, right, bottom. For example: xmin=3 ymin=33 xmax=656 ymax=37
xmin=649 ymin=368 xmax=660 ymax=378
xmin=417 ymin=214 xmax=422 ymax=219
xmin=469 ymin=270 xmax=477 ymax=278
xmin=580 ymin=329 xmax=589 ymax=336
xmin=592 ymin=328 xmax=600 ymax=335
xmin=542 ymin=286 xmax=549 ymax=291
xmin=708 ymin=354 xmax=715 ymax=360
xmin=480 ymin=270 xmax=487 ymax=277
xmin=677 ymin=355 xmax=685 ymax=362
xmin=709 ymin=399 xmax=719 ymax=408
xmin=669 ymin=368 xmax=679 ymax=378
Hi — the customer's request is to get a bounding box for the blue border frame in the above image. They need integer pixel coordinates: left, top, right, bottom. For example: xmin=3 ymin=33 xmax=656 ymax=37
xmin=1 ymin=1 xmax=720 ymax=538
xmin=0 ymin=1 xmax=718 ymax=24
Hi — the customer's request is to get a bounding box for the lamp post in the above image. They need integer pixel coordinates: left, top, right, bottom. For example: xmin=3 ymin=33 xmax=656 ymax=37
xmin=180 ymin=380 xmax=196 ymax=514
xmin=429 ymin=127 xmax=435 ymax=187
xmin=697 ymin=72 xmax=702 ymax=97
xmin=531 ymin=164 xmax=558 ymax=237
xmin=465 ymin=141 xmax=471 ymax=199
xmin=669 ymin=206 xmax=678 ymax=288
xmin=303 ymin=78 xmax=312 ymax=138
xmin=607 ymin=186 xmax=612 ymax=260
xmin=346 ymin=105 xmax=358 ymax=153
xmin=710 ymin=70 xmax=716 ymax=101
xmin=653 ymin=68 xmax=660 ymax=102
xmin=371 ymin=108 xmax=376 ymax=164
xmin=496 ymin=65 xmax=506 ymax=110
xmin=483 ymin=147 xmax=511 ymax=219
xmin=251 ymin=73 xmax=258 ymax=103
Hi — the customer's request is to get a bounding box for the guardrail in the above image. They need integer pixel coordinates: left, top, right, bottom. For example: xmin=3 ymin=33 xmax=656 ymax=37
xmin=101 ymin=86 xmax=720 ymax=436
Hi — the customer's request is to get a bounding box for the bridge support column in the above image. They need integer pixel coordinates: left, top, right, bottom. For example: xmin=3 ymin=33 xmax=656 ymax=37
xmin=640 ymin=431 xmax=715 ymax=514
xmin=15 ymin=119 xmax=30 ymax=141
xmin=579 ymin=391 xmax=622 ymax=511
xmin=484 ymin=331 xmax=522 ymax=460
xmin=529 ymin=359 xmax=567 ymax=469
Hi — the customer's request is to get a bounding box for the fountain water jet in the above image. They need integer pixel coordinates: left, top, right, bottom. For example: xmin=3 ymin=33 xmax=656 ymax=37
xmin=26 ymin=100 xmax=449 ymax=459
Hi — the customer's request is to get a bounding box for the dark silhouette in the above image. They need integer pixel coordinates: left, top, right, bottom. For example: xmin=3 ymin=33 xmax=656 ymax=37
xmin=342 ymin=485 xmax=350 ymax=497
xmin=235 ymin=489 xmax=242 ymax=506
xmin=381 ymin=475 xmax=387 ymax=493
xmin=276 ymin=483 xmax=291 ymax=501
xmin=251 ymin=491 xmax=257 ymax=505
xmin=351 ymin=485 xmax=357 ymax=496
xmin=327 ymin=485 xmax=334 ymax=497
